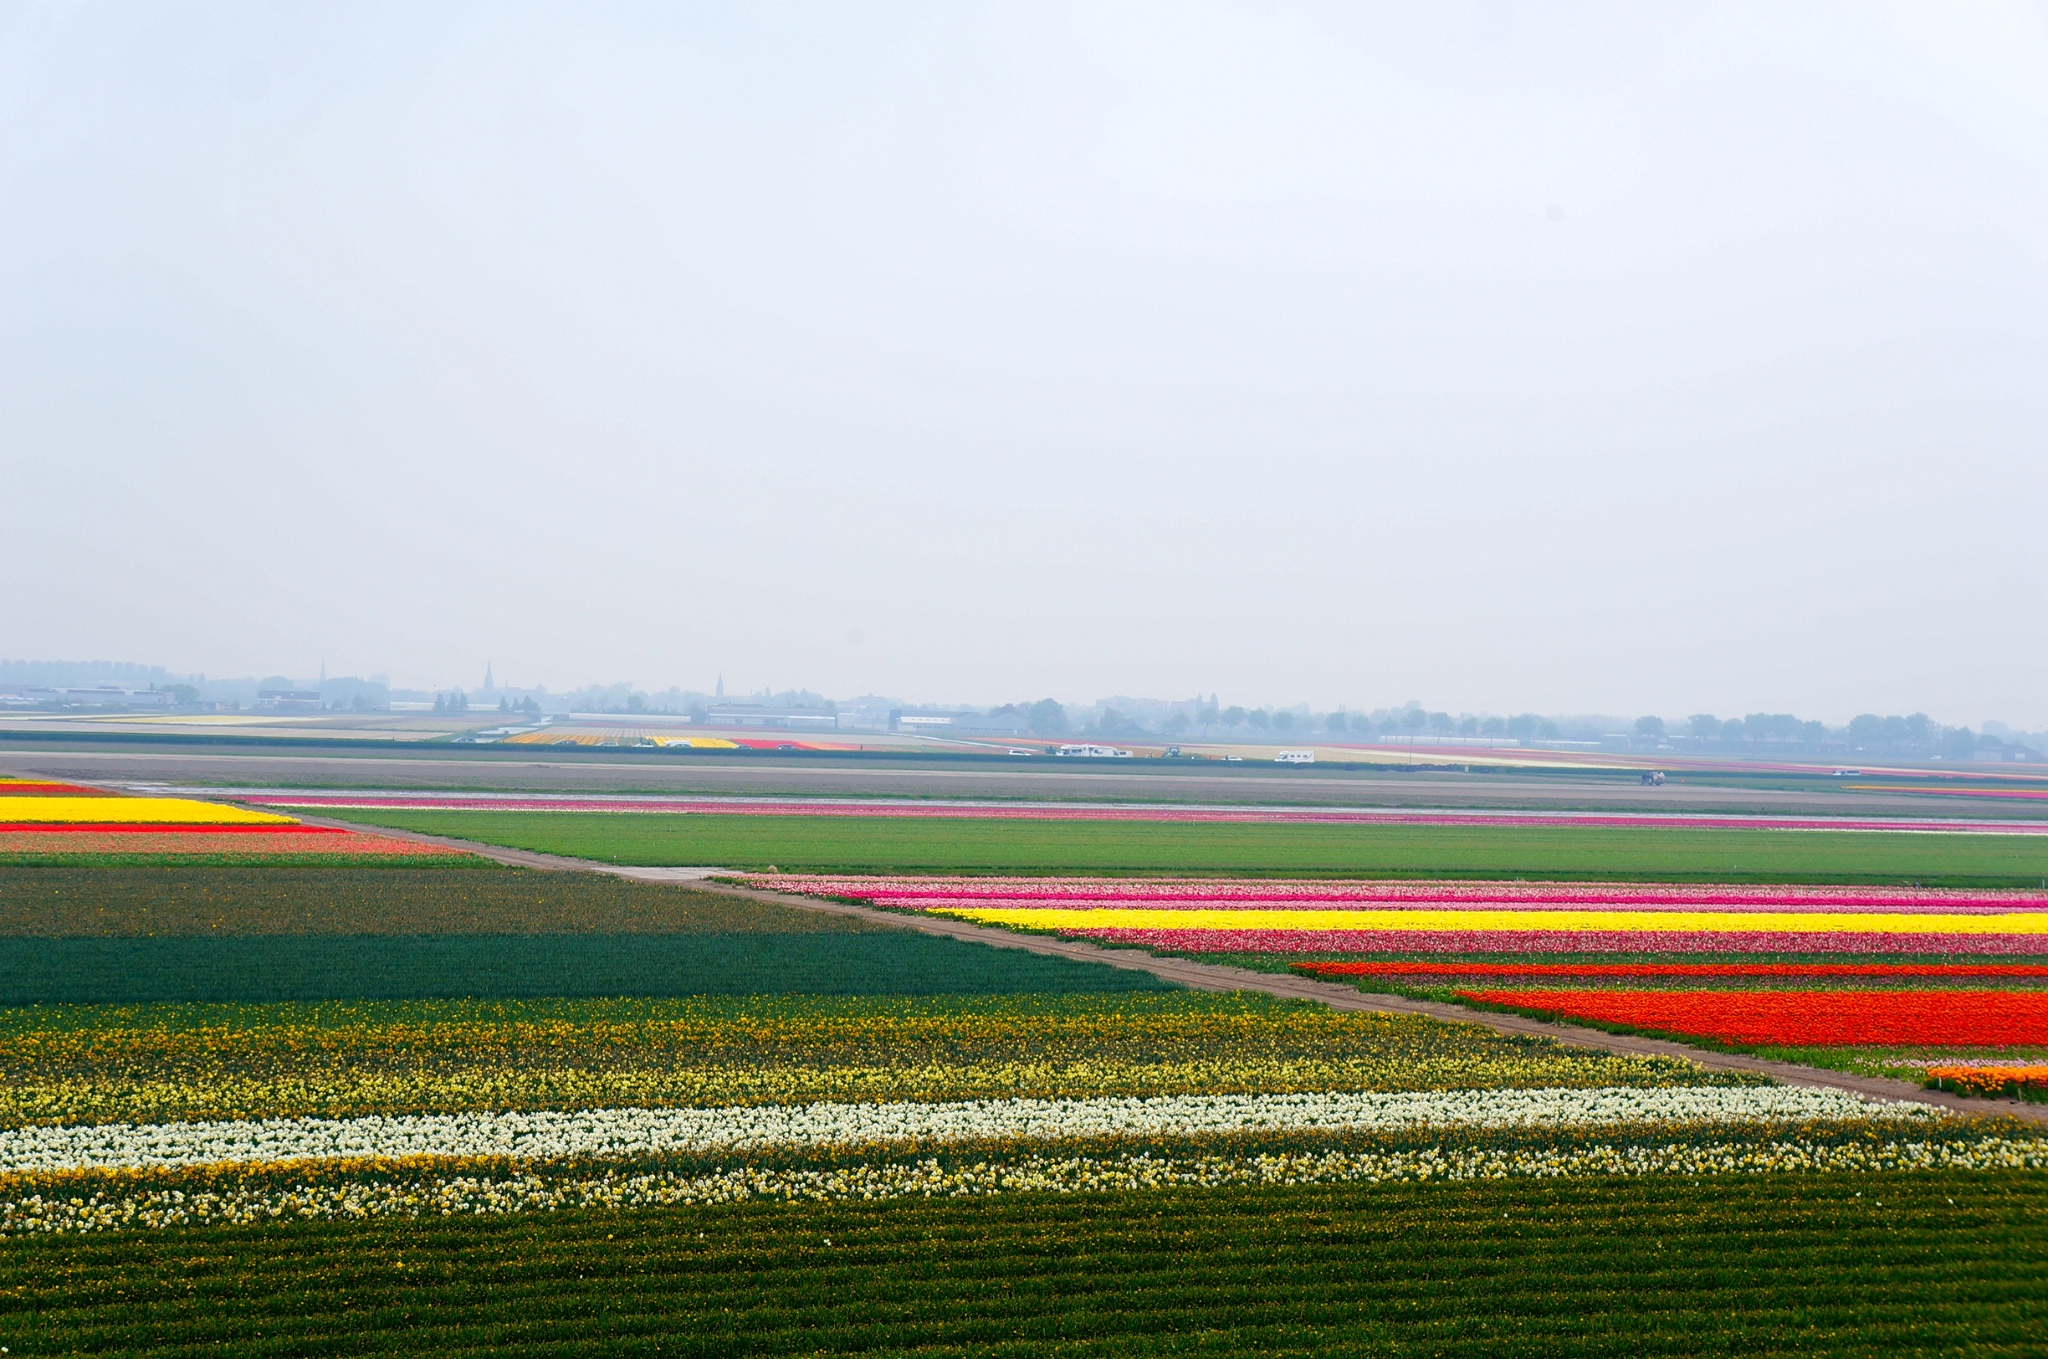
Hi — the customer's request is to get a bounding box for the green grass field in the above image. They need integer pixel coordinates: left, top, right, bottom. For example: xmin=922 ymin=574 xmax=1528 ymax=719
xmin=334 ymin=810 xmax=2048 ymax=884
xmin=6 ymin=1172 xmax=2041 ymax=1356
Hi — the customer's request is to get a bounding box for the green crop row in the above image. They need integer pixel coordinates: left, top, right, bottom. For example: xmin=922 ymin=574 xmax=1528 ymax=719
xmin=0 ymin=934 xmax=1177 ymax=1005
xmin=0 ymin=865 xmax=872 ymax=937
xmin=335 ymin=809 xmax=2048 ymax=884
xmin=5 ymin=1172 xmax=2043 ymax=1355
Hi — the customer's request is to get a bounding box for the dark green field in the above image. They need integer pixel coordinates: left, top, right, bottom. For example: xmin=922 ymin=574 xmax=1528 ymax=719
xmin=0 ymin=865 xmax=1172 ymax=1003
xmin=6 ymin=1172 xmax=2042 ymax=1356
xmin=0 ymin=934 xmax=1174 ymax=1003
xmin=335 ymin=810 xmax=2048 ymax=884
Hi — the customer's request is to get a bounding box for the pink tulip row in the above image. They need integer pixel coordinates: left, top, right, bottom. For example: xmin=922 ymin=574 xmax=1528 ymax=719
xmin=243 ymin=792 xmax=2048 ymax=835
xmin=747 ymin=875 xmax=2048 ymax=913
xmin=1061 ymin=928 xmax=2048 ymax=956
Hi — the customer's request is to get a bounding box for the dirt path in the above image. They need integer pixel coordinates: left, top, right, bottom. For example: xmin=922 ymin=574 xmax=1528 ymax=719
xmin=281 ymin=812 xmax=2048 ymax=1124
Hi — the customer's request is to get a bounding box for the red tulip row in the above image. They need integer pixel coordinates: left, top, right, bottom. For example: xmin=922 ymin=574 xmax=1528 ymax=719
xmin=1454 ymin=988 xmax=2048 ymax=1047
xmin=1295 ymin=961 xmax=2048 ymax=980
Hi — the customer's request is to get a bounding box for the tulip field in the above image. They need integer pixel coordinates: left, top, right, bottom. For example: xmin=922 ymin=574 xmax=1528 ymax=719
xmin=3 ymin=785 xmax=2047 ymax=1350
xmin=304 ymin=803 xmax=2048 ymax=884
xmin=756 ymin=874 xmax=2048 ymax=1094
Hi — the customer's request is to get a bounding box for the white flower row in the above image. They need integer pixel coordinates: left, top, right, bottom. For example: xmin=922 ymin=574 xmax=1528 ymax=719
xmin=8 ymin=1135 xmax=2039 ymax=1236
xmin=0 ymin=1086 xmax=1932 ymax=1173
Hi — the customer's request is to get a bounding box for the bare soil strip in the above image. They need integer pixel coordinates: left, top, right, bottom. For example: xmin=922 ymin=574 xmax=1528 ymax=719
xmin=173 ymin=811 xmax=2048 ymax=1125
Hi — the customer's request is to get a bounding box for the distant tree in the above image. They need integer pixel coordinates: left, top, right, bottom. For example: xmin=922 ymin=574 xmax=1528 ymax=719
xmin=1164 ymin=711 xmax=1192 ymax=736
xmin=1093 ymin=708 xmax=1140 ymax=737
xmin=1027 ymin=699 xmax=1068 ymax=736
xmin=1687 ymin=714 xmax=1720 ymax=740
xmin=1634 ymin=716 xmax=1665 ymax=738
xmin=433 ymin=693 xmax=446 ymax=713
xmin=1941 ymin=726 xmax=1979 ymax=760
xmin=522 ymin=696 xmax=541 ymax=716
xmin=1327 ymin=712 xmax=1350 ymax=733
xmin=1221 ymin=706 xmax=1246 ymax=731
xmin=1247 ymin=709 xmax=1271 ymax=731
xmin=1481 ymin=716 xmax=1507 ymax=738
xmin=1458 ymin=716 xmax=1480 ymax=736
xmin=1743 ymin=713 xmax=1802 ymax=743
xmin=1401 ymin=708 xmax=1428 ymax=733
xmin=1273 ymin=711 xmax=1295 ymax=732
xmin=1427 ymin=711 xmax=1454 ymax=733
xmin=1505 ymin=714 xmax=1538 ymax=740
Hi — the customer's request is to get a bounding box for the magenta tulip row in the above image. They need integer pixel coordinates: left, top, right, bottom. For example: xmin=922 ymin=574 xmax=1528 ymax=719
xmin=746 ymin=875 xmax=2048 ymax=913
xmin=1058 ymin=928 xmax=2048 ymax=956
xmin=244 ymin=793 xmax=2048 ymax=836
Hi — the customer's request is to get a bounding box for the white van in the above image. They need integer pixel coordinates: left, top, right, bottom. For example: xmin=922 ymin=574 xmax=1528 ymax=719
xmin=1275 ymin=750 xmax=1315 ymax=765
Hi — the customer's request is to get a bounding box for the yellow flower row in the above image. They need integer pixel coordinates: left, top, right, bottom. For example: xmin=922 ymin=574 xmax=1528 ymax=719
xmin=0 ymin=797 xmax=294 ymax=826
xmin=0 ymin=995 xmax=1733 ymax=1127
xmin=940 ymin=907 xmax=2048 ymax=936
xmin=1 ymin=1054 xmax=1718 ymax=1128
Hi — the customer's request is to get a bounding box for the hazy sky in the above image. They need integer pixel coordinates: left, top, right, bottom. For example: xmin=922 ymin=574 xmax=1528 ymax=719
xmin=5 ymin=3 xmax=2047 ymax=723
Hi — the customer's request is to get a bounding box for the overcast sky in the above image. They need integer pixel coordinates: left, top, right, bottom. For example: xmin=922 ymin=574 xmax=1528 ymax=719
xmin=5 ymin=3 xmax=2046 ymax=723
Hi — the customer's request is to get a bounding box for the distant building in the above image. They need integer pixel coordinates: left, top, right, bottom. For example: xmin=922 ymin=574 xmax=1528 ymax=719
xmin=1975 ymin=743 xmax=2045 ymax=764
xmin=0 ymin=686 xmax=171 ymax=710
xmin=256 ymin=689 xmax=323 ymax=713
xmin=705 ymin=704 xmax=839 ymax=730
xmin=890 ymin=709 xmax=1030 ymax=736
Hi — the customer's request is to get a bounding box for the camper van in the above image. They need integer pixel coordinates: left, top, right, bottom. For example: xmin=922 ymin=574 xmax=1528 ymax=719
xmin=1275 ymin=750 xmax=1315 ymax=765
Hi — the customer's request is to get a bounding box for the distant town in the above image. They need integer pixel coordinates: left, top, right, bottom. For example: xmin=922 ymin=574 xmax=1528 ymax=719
xmin=1 ymin=658 xmax=2039 ymax=765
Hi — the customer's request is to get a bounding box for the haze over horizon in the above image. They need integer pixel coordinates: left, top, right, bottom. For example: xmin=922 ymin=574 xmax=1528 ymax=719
xmin=7 ymin=4 xmax=2047 ymax=723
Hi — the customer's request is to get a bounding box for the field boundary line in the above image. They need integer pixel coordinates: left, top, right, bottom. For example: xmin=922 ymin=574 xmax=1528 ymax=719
xmin=265 ymin=811 xmax=2048 ymax=1124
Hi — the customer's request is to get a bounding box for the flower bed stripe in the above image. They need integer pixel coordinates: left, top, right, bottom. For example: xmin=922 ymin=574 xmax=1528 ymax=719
xmin=13 ymin=1137 xmax=2044 ymax=1235
xmin=247 ymin=794 xmax=2048 ymax=834
xmin=0 ymin=1086 xmax=1924 ymax=1172
xmin=1924 ymin=1066 xmax=2048 ymax=1097
xmin=761 ymin=876 xmax=2048 ymax=911
xmin=0 ymin=822 xmax=345 ymax=835
xmin=1295 ymin=961 xmax=2048 ymax=980
xmin=0 ymin=798 xmax=294 ymax=826
xmin=932 ymin=907 xmax=2048 ymax=936
xmin=0 ymin=830 xmax=462 ymax=859
xmin=1457 ymin=988 xmax=2048 ymax=1046
xmin=1063 ymin=927 xmax=2048 ymax=955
